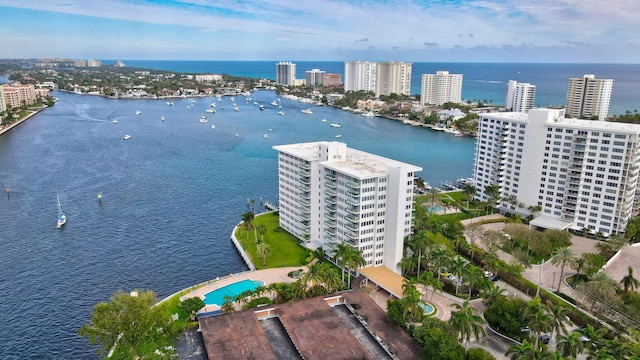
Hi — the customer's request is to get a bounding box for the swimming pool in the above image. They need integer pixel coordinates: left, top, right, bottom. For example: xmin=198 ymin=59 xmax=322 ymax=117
xmin=203 ymin=279 xmax=265 ymax=306
xmin=426 ymin=205 xmax=443 ymax=213
xmin=418 ymin=301 xmax=436 ymax=316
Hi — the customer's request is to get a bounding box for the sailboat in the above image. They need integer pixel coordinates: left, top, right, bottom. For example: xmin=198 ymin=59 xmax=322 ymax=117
xmin=56 ymin=193 xmax=66 ymax=229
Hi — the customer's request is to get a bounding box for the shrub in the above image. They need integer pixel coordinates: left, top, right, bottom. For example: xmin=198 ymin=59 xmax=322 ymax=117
xmin=484 ymin=296 xmax=528 ymax=341
xmin=242 ymin=297 xmax=273 ymax=310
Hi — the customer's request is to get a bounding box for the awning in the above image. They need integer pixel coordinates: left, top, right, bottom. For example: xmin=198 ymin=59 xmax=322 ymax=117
xmin=359 ymin=266 xmax=406 ymax=299
xmin=529 ymin=215 xmax=573 ymax=230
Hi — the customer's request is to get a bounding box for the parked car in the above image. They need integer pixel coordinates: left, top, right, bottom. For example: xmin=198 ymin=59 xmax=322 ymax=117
xmin=489 ymin=275 xmax=500 ymax=281
xmin=540 ymin=334 xmax=550 ymax=344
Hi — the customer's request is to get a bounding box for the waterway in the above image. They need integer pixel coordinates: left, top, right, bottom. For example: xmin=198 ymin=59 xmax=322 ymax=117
xmin=0 ymin=90 xmax=475 ymax=358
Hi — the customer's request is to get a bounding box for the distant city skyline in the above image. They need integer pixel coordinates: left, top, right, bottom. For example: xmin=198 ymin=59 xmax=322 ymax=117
xmin=1 ymin=0 xmax=639 ymax=63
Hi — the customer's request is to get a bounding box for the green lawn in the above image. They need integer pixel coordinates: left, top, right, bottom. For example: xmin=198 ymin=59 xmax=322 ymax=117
xmin=235 ymin=212 xmax=309 ymax=269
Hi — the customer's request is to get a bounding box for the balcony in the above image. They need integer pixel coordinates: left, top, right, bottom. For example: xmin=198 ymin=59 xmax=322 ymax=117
xmin=324 ymin=227 xmax=337 ymax=235
xmin=299 ymin=212 xmax=310 ymax=221
xmin=325 ymin=196 xmax=337 ymax=204
xmin=300 ymin=198 xmax=310 ymax=207
xmin=346 ymin=197 xmax=360 ymax=206
xmin=346 ymin=206 xmax=360 ymax=215
xmin=345 ymin=222 xmax=359 ymax=232
xmin=325 ymin=180 xmax=338 ymax=190
xmin=299 ymin=162 xmax=311 ymax=170
xmin=324 ymin=204 xmax=337 ymax=212
xmin=324 ymin=234 xmax=337 ymax=245
xmin=299 ymin=168 xmax=311 ymax=176
xmin=324 ymin=211 xmax=336 ymax=220
xmin=346 ymin=214 xmax=359 ymax=223
xmin=325 ymin=187 xmax=337 ymax=196
xmin=299 ymin=176 xmax=311 ymax=185
xmin=347 ymin=189 xmax=360 ymax=197
xmin=346 ymin=180 xmax=360 ymax=189
xmin=300 ymin=204 xmax=311 ymax=213
xmin=301 ymin=191 xmax=311 ymax=200
xmin=324 ymin=219 xmax=337 ymax=228
xmin=299 ymin=184 xmax=310 ymax=192
xmin=325 ymin=173 xmax=337 ymax=181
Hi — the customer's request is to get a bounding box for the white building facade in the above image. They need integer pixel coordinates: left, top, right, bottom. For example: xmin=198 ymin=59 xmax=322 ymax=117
xmin=305 ymin=69 xmax=325 ymax=86
xmin=375 ymin=62 xmax=412 ymax=97
xmin=565 ymin=74 xmax=613 ymax=120
xmin=344 ymin=61 xmax=377 ymax=93
xmin=273 ymin=141 xmax=422 ymax=275
xmin=420 ymin=71 xmax=463 ymax=106
xmin=473 ymin=108 xmax=640 ymax=237
xmin=276 ymin=62 xmax=297 ymax=86
xmin=505 ymin=80 xmax=536 ymax=112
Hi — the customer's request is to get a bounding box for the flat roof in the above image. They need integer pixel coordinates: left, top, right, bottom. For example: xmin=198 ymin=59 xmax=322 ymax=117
xmin=359 ymin=266 xmax=406 ymax=299
xmin=529 ymin=215 xmax=573 ymax=230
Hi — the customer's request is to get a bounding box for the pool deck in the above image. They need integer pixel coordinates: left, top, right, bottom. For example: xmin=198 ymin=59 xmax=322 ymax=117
xmin=180 ymin=267 xmax=302 ymax=313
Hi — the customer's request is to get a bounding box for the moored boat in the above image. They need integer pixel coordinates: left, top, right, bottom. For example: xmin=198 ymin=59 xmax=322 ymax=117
xmin=330 ymin=123 xmax=342 ymax=128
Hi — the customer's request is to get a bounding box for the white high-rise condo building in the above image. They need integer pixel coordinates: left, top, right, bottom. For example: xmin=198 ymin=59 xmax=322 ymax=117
xmin=375 ymin=62 xmax=412 ymax=97
xmin=566 ymin=74 xmax=613 ymax=120
xmin=276 ymin=62 xmax=297 ymax=86
xmin=344 ymin=61 xmax=377 ymax=93
xmin=420 ymin=71 xmax=463 ymax=106
xmin=305 ymin=69 xmax=325 ymax=86
xmin=473 ymin=108 xmax=640 ymax=238
xmin=505 ymin=80 xmax=536 ymax=112
xmin=273 ymin=141 xmax=422 ymax=275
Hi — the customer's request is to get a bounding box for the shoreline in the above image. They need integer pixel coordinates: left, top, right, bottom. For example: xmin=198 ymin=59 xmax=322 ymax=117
xmin=0 ymin=105 xmax=49 ymax=137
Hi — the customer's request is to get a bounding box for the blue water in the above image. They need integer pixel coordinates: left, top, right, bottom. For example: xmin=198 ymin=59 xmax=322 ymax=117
xmin=103 ymin=61 xmax=640 ymax=115
xmin=203 ymin=279 xmax=264 ymax=306
xmin=0 ymin=89 xmax=475 ymax=358
xmin=418 ymin=301 xmax=435 ymax=315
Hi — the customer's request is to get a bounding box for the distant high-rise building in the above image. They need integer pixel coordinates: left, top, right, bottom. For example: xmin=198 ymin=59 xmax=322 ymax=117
xmin=87 ymin=59 xmax=102 ymax=67
xmin=565 ymin=74 xmax=613 ymax=120
xmin=375 ymin=62 xmax=412 ymax=97
xmin=420 ymin=71 xmax=463 ymax=106
xmin=344 ymin=61 xmax=377 ymax=93
xmin=74 ymin=60 xmax=86 ymax=68
xmin=0 ymin=86 xmax=6 ymax=119
xmin=322 ymin=73 xmax=341 ymax=87
xmin=115 ymin=60 xmax=126 ymax=67
xmin=276 ymin=62 xmax=296 ymax=86
xmin=305 ymin=69 xmax=325 ymax=86
xmin=1 ymin=84 xmax=36 ymax=109
xmin=273 ymin=141 xmax=421 ymax=275
xmin=505 ymin=80 xmax=536 ymax=112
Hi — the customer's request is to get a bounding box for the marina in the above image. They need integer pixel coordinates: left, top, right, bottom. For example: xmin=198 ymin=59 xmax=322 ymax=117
xmin=0 ymin=89 xmax=475 ymax=358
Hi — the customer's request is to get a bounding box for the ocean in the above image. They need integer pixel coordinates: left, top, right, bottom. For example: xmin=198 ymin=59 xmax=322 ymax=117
xmin=104 ymin=60 xmax=640 ymax=116
xmin=0 ymin=89 xmax=475 ymax=359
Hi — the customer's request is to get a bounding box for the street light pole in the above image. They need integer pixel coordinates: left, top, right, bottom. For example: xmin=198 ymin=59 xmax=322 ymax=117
xmin=536 ymin=258 xmax=544 ymax=298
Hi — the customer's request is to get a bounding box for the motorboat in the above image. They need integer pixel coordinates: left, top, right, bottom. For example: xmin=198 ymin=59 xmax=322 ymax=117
xmin=135 ymin=111 xmax=142 ymax=115
xmin=277 ymin=111 xmax=285 ymax=115
xmin=330 ymin=123 xmax=342 ymax=128
xmin=166 ymin=101 xmax=173 ymax=106
xmin=160 ymin=117 xmax=165 ymax=121
xmin=361 ymin=111 xmax=375 ymax=117
xmin=271 ymin=100 xmax=278 ymax=106
xmin=211 ymin=125 xmax=216 ymax=129
xmin=205 ymin=108 xmax=215 ymax=113
xmin=321 ymin=118 xmax=328 ymax=122
xmin=263 ymin=134 xmax=268 ymax=138
xmin=334 ymin=134 xmax=342 ymax=138
xmin=112 ymin=119 xmax=118 ymax=124
xmin=199 ymin=118 xmax=208 ymax=123
xmin=234 ymin=107 xmax=240 ymax=111
xmin=301 ymin=109 xmax=313 ymax=114
xmin=123 ymin=134 xmax=132 ymax=140
xmin=259 ymin=105 xmax=265 ymax=111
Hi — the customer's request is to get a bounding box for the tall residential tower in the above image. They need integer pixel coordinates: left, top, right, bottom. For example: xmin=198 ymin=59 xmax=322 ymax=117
xmin=565 ymin=74 xmax=613 ymax=120
xmin=473 ymin=108 xmax=640 ymax=237
xmin=273 ymin=141 xmax=421 ymax=275
xmin=344 ymin=61 xmax=377 ymax=93
xmin=375 ymin=62 xmax=412 ymax=97
xmin=276 ymin=61 xmax=297 ymax=86
xmin=505 ymin=80 xmax=536 ymax=112
xmin=420 ymin=71 xmax=463 ymax=106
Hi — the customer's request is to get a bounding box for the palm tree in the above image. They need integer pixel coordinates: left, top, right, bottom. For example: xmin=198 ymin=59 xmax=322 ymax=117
xmin=429 ymin=244 xmax=452 ymax=276
xmin=557 ymin=331 xmax=585 ymax=358
xmin=398 ymin=255 xmax=417 ymax=277
xmin=588 ymin=271 xmax=619 ymax=297
xmin=401 ymin=279 xmax=424 ymax=322
xmin=256 ymin=241 xmax=271 ymax=266
xmin=241 ymin=211 xmax=254 ymax=240
xmin=521 ymin=298 xmax=551 ymax=348
xmin=463 ymin=184 xmax=477 ymax=209
xmin=312 ymin=246 xmax=326 ymax=263
xmin=410 ymin=230 xmax=430 ymax=278
xmin=550 ymin=247 xmax=577 ymax=292
xmin=466 ymin=266 xmax=487 ymax=299
xmin=448 ymin=300 xmax=486 ymax=349
xmin=450 ymin=256 xmax=467 ymax=295
xmin=620 ymin=265 xmax=639 ymax=293
xmin=484 ymin=184 xmax=500 ymax=214
xmin=334 ymin=242 xmax=351 ymax=284
xmin=345 ymin=248 xmax=366 ymax=288
xmin=506 ymin=340 xmax=534 ymax=360
xmin=257 ymin=224 xmax=267 ymax=242
xmin=546 ymin=300 xmax=570 ymax=341
xmin=481 ymin=283 xmax=506 ymax=307
xmin=418 ymin=271 xmax=436 ymax=301
xmin=221 ymin=295 xmax=235 ymax=314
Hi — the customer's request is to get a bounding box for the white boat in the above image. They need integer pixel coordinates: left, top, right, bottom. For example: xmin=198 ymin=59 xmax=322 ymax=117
xmin=263 ymin=134 xmax=268 ymax=138
xmin=206 ymin=108 xmax=215 ymax=113
xmin=234 ymin=107 xmax=240 ymax=111
xmin=334 ymin=134 xmax=342 ymax=138
xmin=330 ymin=123 xmax=342 ymax=128
xmin=135 ymin=111 xmax=142 ymax=115
xmin=432 ymin=125 xmax=445 ymax=131
xmin=259 ymin=105 xmax=265 ymax=111
xmin=235 ymin=133 xmax=239 ymax=137
xmin=56 ymin=193 xmax=66 ymax=229
xmin=123 ymin=134 xmax=132 ymax=140
xmin=321 ymin=118 xmax=328 ymax=122
xmin=277 ymin=111 xmax=285 ymax=115
xmin=253 ymin=101 xmax=259 ymax=105
xmin=210 ymin=102 xmax=216 ymax=107
xmin=199 ymin=118 xmax=208 ymax=123
xmin=166 ymin=101 xmax=173 ymax=106
xmin=230 ymin=97 xmax=235 ymax=102
xmin=160 ymin=117 xmax=165 ymax=121
xmin=211 ymin=125 xmax=216 ymax=129
xmin=112 ymin=119 xmax=118 ymax=124
xmin=268 ymin=128 xmax=274 ymax=132
xmin=361 ymin=111 xmax=375 ymax=117
xmin=301 ymin=109 xmax=313 ymax=114
xmin=271 ymin=100 xmax=278 ymax=106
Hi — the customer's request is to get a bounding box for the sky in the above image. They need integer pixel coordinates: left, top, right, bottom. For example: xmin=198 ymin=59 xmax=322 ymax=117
xmin=0 ymin=0 xmax=638 ymax=63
